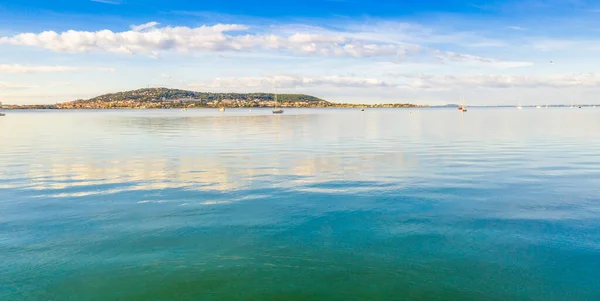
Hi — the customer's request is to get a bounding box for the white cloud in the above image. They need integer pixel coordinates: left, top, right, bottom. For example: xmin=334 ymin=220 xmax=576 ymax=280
xmin=192 ymin=73 xmax=600 ymax=91
xmin=0 ymin=22 xmax=524 ymax=65
xmin=0 ymin=64 xmax=114 ymax=73
xmin=0 ymin=23 xmax=419 ymax=58
xmin=532 ymin=39 xmax=600 ymax=52
xmin=48 ymin=81 xmax=72 ymax=87
xmin=0 ymin=82 xmax=35 ymax=90
xmin=190 ymin=75 xmax=390 ymax=89
xmin=397 ymin=73 xmax=600 ymax=90
xmin=433 ymin=51 xmax=533 ymax=68
xmin=90 ymin=0 xmax=121 ymax=4
xmin=507 ymin=26 xmax=527 ymax=31
xmin=331 ymin=21 xmax=510 ymax=49
xmin=532 ymin=40 xmax=576 ymax=51
xmin=131 ymin=22 xmax=160 ymax=32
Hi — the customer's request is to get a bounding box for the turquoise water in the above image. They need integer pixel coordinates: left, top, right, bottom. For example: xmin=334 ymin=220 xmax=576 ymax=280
xmin=1 ymin=108 xmax=600 ymax=300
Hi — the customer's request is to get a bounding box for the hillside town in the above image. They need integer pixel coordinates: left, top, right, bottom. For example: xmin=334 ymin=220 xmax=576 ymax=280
xmin=5 ymin=88 xmax=428 ymax=109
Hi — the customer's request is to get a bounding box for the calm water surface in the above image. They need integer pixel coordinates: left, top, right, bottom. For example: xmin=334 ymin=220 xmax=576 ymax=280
xmin=1 ymin=108 xmax=600 ymax=300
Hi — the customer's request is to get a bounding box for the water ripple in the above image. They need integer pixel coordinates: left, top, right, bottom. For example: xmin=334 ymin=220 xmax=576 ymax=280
xmin=1 ymin=108 xmax=600 ymax=300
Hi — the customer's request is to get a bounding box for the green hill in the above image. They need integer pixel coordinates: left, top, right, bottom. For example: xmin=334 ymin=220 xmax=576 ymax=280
xmin=53 ymin=87 xmax=425 ymax=109
xmin=57 ymin=88 xmax=328 ymax=108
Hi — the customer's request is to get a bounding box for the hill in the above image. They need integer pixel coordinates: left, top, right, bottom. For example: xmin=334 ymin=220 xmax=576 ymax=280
xmin=57 ymin=88 xmax=331 ymax=109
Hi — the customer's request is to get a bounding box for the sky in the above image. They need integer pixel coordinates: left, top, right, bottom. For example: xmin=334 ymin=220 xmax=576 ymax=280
xmin=1 ymin=0 xmax=600 ymax=105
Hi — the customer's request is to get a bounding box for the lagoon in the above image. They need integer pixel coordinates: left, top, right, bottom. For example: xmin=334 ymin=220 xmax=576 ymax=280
xmin=1 ymin=108 xmax=600 ymax=300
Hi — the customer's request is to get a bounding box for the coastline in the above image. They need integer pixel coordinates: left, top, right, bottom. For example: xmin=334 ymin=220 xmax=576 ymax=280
xmin=2 ymin=103 xmax=429 ymax=110
xmin=0 ymin=88 xmax=428 ymax=110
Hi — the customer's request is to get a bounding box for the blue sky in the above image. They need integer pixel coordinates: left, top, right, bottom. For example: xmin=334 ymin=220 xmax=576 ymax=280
xmin=1 ymin=0 xmax=600 ymax=105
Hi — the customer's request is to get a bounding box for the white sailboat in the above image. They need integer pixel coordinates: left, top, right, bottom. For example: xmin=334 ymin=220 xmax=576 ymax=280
xmin=272 ymin=89 xmax=283 ymax=114
xmin=218 ymin=95 xmax=225 ymax=111
xmin=457 ymin=96 xmax=467 ymax=112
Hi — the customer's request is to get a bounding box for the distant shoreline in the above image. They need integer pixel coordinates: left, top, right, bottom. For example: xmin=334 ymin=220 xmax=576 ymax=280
xmin=1 ymin=87 xmax=428 ymax=109
xmin=4 ymin=105 xmax=598 ymax=110
xmin=3 ymin=104 xmax=428 ymax=110
xmin=1 ymin=88 xmax=596 ymax=110
xmin=4 ymin=105 xmax=599 ymax=110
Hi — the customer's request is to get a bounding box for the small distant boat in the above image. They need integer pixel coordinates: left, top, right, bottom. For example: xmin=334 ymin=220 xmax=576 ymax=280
xmin=361 ymin=108 xmax=365 ymax=111
xmin=217 ymin=94 xmax=226 ymax=112
xmin=0 ymin=102 xmax=4 ymax=116
xmin=517 ymin=106 xmax=523 ymax=110
xmin=546 ymin=104 xmax=549 ymax=109
xmin=536 ymin=105 xmax=541 ymax=109
xmin=272 ymin=89 xmax=284 ymax=114
xmin=458 ymin=96 xmax=467 ymax=112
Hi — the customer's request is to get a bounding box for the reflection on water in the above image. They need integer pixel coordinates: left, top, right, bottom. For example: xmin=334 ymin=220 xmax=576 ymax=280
xmin=1 ymin=108 xmax=600 ymax=300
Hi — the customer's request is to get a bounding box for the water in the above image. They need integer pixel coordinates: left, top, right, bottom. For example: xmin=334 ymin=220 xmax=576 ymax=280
xmin=1 ymin=108 xmax=600 ymax=300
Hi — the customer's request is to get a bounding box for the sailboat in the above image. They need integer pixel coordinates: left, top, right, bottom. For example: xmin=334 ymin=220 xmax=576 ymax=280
xmin=272 ymin=89 xmax=284 ymax=114
xmin=218 ymin=94 xmax=225 ymax=111
xmin=457 ymin=96 xmax=467 ymax=112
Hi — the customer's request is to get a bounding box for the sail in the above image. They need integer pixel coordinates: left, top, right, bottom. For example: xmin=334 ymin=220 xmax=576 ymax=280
xmin=272 ymin=88 xmax=284 ymax=114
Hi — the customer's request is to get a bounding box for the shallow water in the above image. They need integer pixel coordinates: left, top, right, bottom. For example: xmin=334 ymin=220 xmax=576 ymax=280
xmin=1 ymin=108 xmax=600 ymax=300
